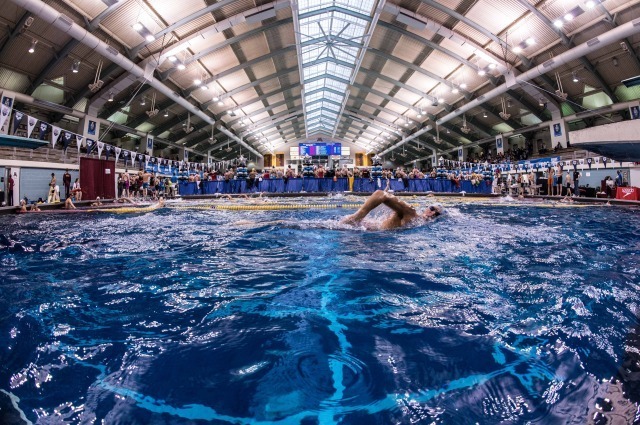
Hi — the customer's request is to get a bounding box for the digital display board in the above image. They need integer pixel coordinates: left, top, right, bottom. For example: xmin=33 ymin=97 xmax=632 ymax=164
xmin=299 ymin=142 xmax=342 ymax=156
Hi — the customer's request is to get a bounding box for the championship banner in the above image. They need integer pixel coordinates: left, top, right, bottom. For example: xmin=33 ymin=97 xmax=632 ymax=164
xmin=51 ymin=126 xmax=61 ymax=148
xmin=97 ymin=141 xmax=104 ymax=157
xmin=137 ymin=153 xmax=144 ymax=169
xmin=38 ymin=122 xmax=48 ymax=140
xmin=457 ymin=146 xmax=464 ymax=161
xmin=550 ymin=120 xmax=568 ymax=149
xmin=12 ymin=111 xmax=24 ymax=135
xmin=130 ymin=151 xmax=136 ymax=167
xmin=115 ymin=147 xmax=122 ymax=163
xmin=594 ymin=156 xmax=600 ymax=169
xmin=184 ymin=150 xmax=189 ymax=163
xmin=26 ymin=116 xmax=37 ymax=138
xmin=105 ymin=144 xmax=112 ymax=160
xmin=587 ymin=158 xmax=593 ymax=169
xmin=144 ymin=154 xmax=150 ymax=167
xmin=0 ymin=92 xmax=15 ymax=134
xmin=146 ymin=134 xmax=154 ymax=156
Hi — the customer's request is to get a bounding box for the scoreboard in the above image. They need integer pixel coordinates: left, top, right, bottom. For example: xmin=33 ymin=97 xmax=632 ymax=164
xmin=299 ymin=142 xmax=341 ymax=156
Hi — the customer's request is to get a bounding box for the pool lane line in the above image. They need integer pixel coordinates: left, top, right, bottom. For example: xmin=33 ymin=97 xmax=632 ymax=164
xmin=169 ymin=203 xmax=369 ymax=211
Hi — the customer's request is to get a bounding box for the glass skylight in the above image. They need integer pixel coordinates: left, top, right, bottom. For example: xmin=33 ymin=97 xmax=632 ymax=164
xmin=295 ymin=0 xmax=378 ymax=137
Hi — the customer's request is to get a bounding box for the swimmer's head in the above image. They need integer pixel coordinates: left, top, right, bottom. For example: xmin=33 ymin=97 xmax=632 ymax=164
xmin=422 ymin=204 xmax=443 ymax=219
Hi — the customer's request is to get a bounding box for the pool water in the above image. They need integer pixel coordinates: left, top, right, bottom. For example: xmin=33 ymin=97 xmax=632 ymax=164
xmin=1 ymin=198 xmax=639 ymax=424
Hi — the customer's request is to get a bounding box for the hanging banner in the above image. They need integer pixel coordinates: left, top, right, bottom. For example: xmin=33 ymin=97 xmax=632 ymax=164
xmin=146 ymin=134 xmax=154 ymax=156
xmin=62 ymin=131 xmax=73 ymax=153
xmin=97 ymin=141 xmax=104 ymax=157
xmin=76 ymin=135 xmax=84 ymax=156
xmin=550 ymin=121 xmax=568 ymax=149
xmin=104 ymin=144 xmax=112 ymax=160
xmin=26 ymin=116 xmax=37 ymax=138
xmin=184 ymin=150 xmax=189 ymax=163
xmin=457 ymin=146 xmax=464 ymax=161
xmin=86 ymin=139 xmax=96 ymax=155
xmin=0 ymin=92 xmax=15 ymax=134
xmin=629 ymin=102 xmax=640 ymax=120
xmin=38 ymin=122 xmax=48 ymax=140
xmin=115 ymin=147 xmax=122 ymax=163
xmin=12 ymin=111 xmax=24 ymax=135
xmin=144 ymin=154 xmax=150 ymax=167
xmin=51 ymin=126 xmax=61 ymax=148
xmin=130 ymin=151 xmax=136 ymax=167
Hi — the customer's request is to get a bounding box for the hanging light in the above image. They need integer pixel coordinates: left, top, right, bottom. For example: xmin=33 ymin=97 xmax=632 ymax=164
xmin=107 ymin=91 xmax=114 ymax=102
xmin=164 ymin=110 xmax=169 ymax=117
xmin=140 ymin=96 xmax=146 ymax=106
xmin=72 ymin=60 xmax=81 ymax=73
xmin=194 ymin=78 xmax=202 ymax=86
xmin=168 ymin=55 xmax=177 ymax=62
xmin=483 ymin=112 xmax=488 ymax=118
xmin=177 ymin=62 xmax=186 ymax=70
xmin=28 ymin=39 xmax=37 ymax=54
xmin=572 ymin=72 xmax=579 ymax=82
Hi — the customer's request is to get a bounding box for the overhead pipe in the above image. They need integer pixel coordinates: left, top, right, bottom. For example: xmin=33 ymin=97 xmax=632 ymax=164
xmin=381 ymin=17 xmax=640 ymax=156
xmin=10 ymin=0 xmax=263 ymax=158
xmin=435 ymin=18 xmax=640 ymax=127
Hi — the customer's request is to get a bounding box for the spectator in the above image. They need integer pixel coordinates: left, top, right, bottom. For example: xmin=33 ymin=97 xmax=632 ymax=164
xmin=63 ymin=169 xmax=71 ymax=199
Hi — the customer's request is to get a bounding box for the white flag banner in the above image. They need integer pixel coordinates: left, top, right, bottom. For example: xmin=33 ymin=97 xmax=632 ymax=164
xmin=51 ymin=126 xmax=61 ymax=148
xmin=26 ymin=116 xmax=37 ymax=138
xmin=144 ymin=154 xmax=150 ymax=167
xmin=115 ymin=146 xmax=122 ymax=163
xmin=76 ymin=135 xmax=83 ymax=156
xmin=130 ymin=151 xmax=135 ymax=167
xmin=97 ymin=141 xmax=104 ymax=157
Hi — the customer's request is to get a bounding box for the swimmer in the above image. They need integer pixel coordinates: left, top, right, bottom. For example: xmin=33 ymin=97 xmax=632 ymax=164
xmin=65 ymin=195 xmax=76 ymax=210
xmin=342 ymin=190 xmax=442 ymax=230
xmin=90 ymin=197 xmax=103 ymax=207
xmin=30 ymin=203 xmax=41 ymax=212
xmin=19 ymin=199 xmax=27 ymax=213
xmin=114 ymin=197 xmax=137 ymax=204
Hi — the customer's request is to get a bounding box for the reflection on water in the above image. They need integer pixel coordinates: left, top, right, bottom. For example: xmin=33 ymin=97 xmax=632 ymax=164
xmin=0 ymin=200 xmax=639 ymax=424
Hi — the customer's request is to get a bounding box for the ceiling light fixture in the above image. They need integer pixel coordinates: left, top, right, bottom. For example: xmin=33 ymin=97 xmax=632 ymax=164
xmin=194 ymin=78 xmax=202 ymax=85
xmin=478 ymin=69 xmax=486 ymax=76
xmin=452 ymin=86 xmax=459 ymax=94
xmin=572 ymin=72 xmax=579 ymax=82
xmin=140 ymin=96 xmax=146 ymax=106
xmin=177 ymin=62 xmax=186 ymax=70
xmin=28 ymin=39 xmax=37 ymax=53
xmin=483 ymin=112 xmax=487 ymax=118
xmin=164 ymin=110 xmax=169 ymax=117
xmin=72 ymin=60 xmax=80 ymax=73
xmin=132 ymin=22 xmax=155 ymax=43
xmin=168 ymin=55 xmax=177 ymax=62
xmin=554 ymin=19 xmax=564 ymax=28
xmin=107 ymin=91 xmax=114 ymax=102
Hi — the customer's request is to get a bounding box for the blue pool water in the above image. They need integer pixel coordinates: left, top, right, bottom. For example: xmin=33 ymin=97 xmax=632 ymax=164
xmin=0 ymin=198 xmax=639 ymax=424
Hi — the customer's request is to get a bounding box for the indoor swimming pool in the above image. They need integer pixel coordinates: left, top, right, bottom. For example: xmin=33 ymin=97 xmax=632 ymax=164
xmin=0 ymin=197 xmax=639 ymax=424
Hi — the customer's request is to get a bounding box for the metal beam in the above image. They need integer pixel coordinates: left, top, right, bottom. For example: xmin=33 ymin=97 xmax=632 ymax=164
xmin=0 ymin=12 xmax=31 ymax=58
xmin=515 ymin=0 xmax=618 ymax=103
xmin=202 ymin=66 xmax=299 ymax=108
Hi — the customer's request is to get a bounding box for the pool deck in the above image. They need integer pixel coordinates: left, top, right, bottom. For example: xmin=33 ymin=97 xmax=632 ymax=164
xmin=0 ymin=193 xmax=638 ymax=216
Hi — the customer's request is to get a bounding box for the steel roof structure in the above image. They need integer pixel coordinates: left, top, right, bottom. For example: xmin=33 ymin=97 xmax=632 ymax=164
xmin=0 ymin=0 xmax=639 ymax=162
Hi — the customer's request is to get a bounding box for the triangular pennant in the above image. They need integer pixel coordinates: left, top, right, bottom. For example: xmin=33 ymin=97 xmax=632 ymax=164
xmin=51 ymin=126 xmax=61 ymax=149
xmin=0 ymin=103 xmax=11 ymax=131
xmin=97 ymin=141 xmax=104 ymax=157
xmin=26 ymin=116 xmax=37 ymax=138
xmin=115 ymin=146 xmax=122 ymax=163
xmin=62 ymin=131 xmax=73 ymax=153
xmin=12 ymin=111 xmax=24 ymax=135
xmin=38 ymin=122 xmax=48 ymax=140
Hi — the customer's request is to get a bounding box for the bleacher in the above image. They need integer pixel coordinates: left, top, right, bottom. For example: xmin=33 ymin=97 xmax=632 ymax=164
xmin=0 ymin=145 xmax=81 ymax=165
